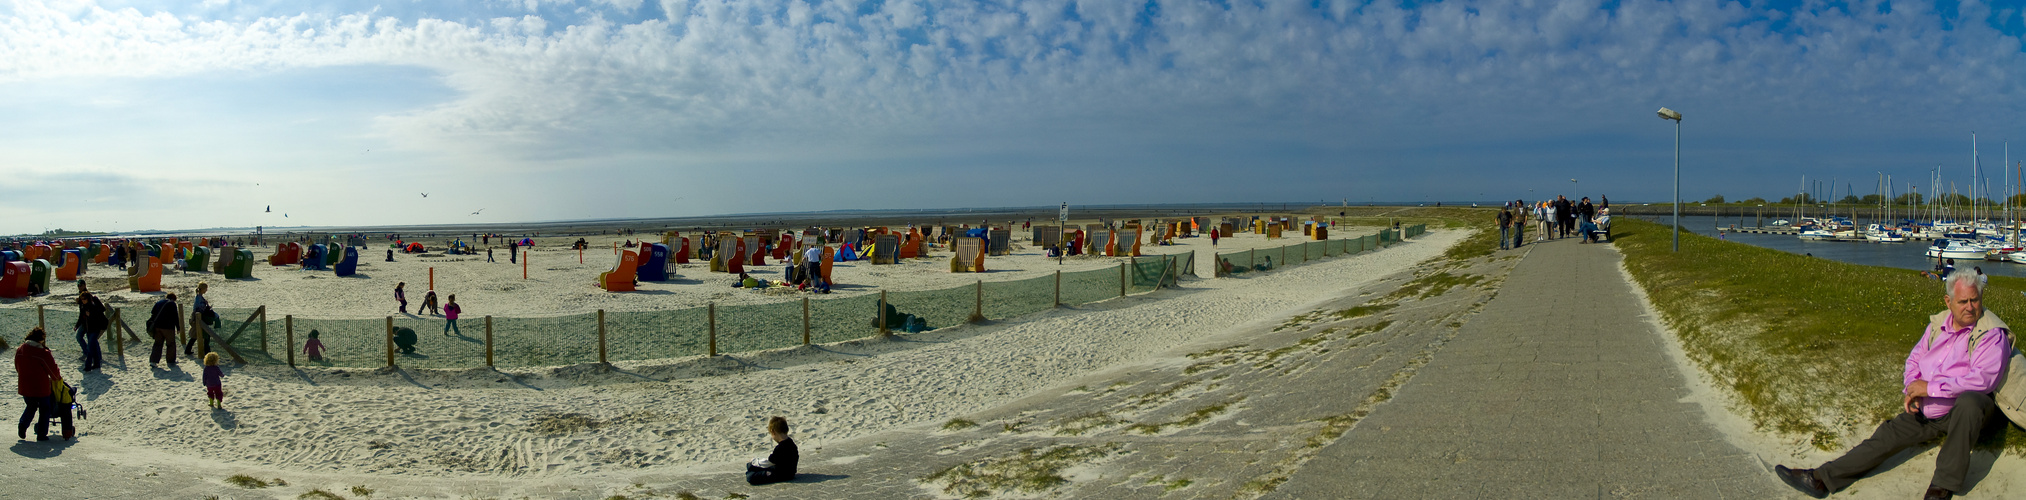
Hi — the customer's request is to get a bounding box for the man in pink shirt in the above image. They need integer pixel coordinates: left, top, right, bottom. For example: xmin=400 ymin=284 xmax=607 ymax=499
xmin=1776 ymin=273 xmax=2008 ymax=500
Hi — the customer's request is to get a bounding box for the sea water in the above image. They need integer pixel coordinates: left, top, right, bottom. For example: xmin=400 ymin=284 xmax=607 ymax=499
xmin=1628 ymin=215 xmax=2026 ymax=279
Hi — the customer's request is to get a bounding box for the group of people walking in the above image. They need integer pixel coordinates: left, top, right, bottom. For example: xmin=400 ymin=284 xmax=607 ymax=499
xmin=1498 ymin=195 xmax=1612 ymax=250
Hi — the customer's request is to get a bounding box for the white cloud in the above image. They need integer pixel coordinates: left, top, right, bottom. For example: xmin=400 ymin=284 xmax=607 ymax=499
xmin=0 ymin=0 xmax=2023 ymax=233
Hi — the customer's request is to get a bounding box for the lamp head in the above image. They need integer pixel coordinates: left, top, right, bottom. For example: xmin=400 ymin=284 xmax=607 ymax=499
xmin=1657 ymin=107 xmax=1682 ymax=121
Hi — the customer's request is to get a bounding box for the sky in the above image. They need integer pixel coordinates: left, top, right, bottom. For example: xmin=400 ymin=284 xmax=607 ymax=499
xmin=2 ymin=0 xmax=2025 ymax=235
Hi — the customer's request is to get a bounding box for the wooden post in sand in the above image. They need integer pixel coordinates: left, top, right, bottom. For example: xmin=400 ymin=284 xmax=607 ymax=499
xmin=384 ymin=316 xmax=394 ymax=368
xmin=285 ymin=315 xmax=295 ymax=367
xmin=878 ymin=291 xmax=889 ymax=336
xmin=969 ymin=280 xmax=985 ymax=323
xmin=802 ymin=297 xmax=811 ymax=346
xmin=259 ymin=306 xmax=268 ymax=354
xmin=707 ymin=303 xmax=718 ymax=357
xmin=1119 ymin=263 xmax=1127 ymax=297
xmin=38 ymin=304 xmax=45 ymax=330
xmin=1054 ymin=270 xmax=1061 ymax=307
xmin=597 ymin=309 xmax=608 ymax=365
xmin=484 ymin=316 xmax=494 ymax=367
xmin=112 ymin=309 xmax=124 ymax=361
xmin=579 ymin=248 xmax=583 ymax=264
xmin=523 ymin=251 xmax=529 ymax=280
xmin=174 ymin=302 xmax=187 ymax=350
xmin=429 ymin=267 xmax=434 ymax=291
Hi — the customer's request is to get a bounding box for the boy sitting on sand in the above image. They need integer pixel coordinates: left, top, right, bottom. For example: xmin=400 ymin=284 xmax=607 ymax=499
xmin=746 ymin=416 xmax=798 ymax=485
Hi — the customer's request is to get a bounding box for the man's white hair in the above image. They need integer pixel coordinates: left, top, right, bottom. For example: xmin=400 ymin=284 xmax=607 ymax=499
xmin=1945 ymin=271 xmax=1987 ymax=298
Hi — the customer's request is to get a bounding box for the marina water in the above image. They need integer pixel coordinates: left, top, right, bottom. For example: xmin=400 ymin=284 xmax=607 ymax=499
xmin=1629 ymin=215 xmax=2026 ymax=279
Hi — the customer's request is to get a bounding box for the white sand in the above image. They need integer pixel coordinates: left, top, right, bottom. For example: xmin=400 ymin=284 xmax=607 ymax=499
xmin=8 ymin=224 xmax=1370 ymax=320
xmin=12 ymin=228 xmax=1462 ymax=485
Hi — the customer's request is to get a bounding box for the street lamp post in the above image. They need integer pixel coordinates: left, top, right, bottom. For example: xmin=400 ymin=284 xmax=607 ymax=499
xmin=1658 ymin=107 xmax=1683 ymax=252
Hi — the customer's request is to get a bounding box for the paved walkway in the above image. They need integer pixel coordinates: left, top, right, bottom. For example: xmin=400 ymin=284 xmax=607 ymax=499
xmin=1270 ymin=238 xmax=1784 ymax=499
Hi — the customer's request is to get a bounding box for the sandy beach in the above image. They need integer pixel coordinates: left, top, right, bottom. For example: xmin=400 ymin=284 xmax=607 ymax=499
xmin=2 ymin=214 xmax=1443 ymax=494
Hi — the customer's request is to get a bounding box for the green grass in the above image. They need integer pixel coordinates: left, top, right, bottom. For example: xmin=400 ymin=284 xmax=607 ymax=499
xmin=921 ymin=444 xmax=1120 ymax=497
xmin=1614 ymin=218 xmax=2026 ymax=452
xmin=224 ymin=475 xmax=271 ymax=489
xmin=297 ymin=490 xmax=344 ymax=500
xmin=942 ymin=418 xmax=978 ymax=431
xmin=349 ymin=485 xmax=373 ymax=496
xmin=1125 ymin=397 xmax=1245 ymax=435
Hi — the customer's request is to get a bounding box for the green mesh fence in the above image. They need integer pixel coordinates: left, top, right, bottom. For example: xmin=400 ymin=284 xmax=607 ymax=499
xmin=811 ymin=294 xmax=880 ymax=344
xmin=885 ymin=287 xmax=976 ymax=332
xmin=714 ymin=301 xmax=816 ymax=354
xmin=605 ymin=307 xmax=710 ymax=361
xmin=1061 ymin=266 xmax=1123 ymax=306
xmin=488 ymin=313 xmax=602 ymax=368
xmin=1129 ymin=255 xmax=1180 ymax=293
xmin=1215 ymin=249 xmax=1253 ymax=276
xmin=985 ymin=274 xmax=1057 ymax=319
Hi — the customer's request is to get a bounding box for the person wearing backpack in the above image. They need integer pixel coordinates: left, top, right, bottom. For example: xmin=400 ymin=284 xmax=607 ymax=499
xmin=16 ymin=327 xmax=73 ymax=441
xmin=1776 ymin=272 xmax=2008 ymax=500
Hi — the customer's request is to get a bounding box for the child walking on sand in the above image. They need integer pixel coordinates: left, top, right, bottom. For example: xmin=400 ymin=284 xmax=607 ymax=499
xmin=202 ymin=352 xmax=225 ymax=409
xmin=395 ymin=282 xmax=408 ymax=314
xmin=304 ymin=330 xmax=326 ymax=362
xmin=443 ymin=295 xmax=462 ymax=336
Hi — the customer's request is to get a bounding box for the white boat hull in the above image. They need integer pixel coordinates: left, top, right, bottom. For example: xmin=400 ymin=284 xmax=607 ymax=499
xmin=1941 ymin=249 xmax=1990 ymax=260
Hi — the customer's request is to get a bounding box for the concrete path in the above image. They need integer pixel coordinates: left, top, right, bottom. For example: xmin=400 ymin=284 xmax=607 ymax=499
xmin=1269 ymin=238 xmax=1785 ymax=499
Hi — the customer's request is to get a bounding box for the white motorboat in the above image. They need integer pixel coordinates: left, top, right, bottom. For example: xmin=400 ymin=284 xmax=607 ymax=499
xmin=1798 ymin=228 xmax=1838 ymax=240
xmin=2008 ymin=252 xmax=2026 ymax=264
xmin=1929 ymin=239 xmax=1993 ymax=260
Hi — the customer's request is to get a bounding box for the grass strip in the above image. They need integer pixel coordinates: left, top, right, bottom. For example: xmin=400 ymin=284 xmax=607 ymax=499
xmin=1614 ymin=218 xmax=2026 ymax=452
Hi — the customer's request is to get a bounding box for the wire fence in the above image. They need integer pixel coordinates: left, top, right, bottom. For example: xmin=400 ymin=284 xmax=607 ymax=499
xmin=1 ymin=225 xmax=1426 ymax=370
xmin=1215 ymin=224 xmax=1424 ymax=277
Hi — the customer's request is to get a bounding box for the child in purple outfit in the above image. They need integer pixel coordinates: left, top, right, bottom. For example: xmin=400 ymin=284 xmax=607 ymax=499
xmin=202 ymin=352 xmax=225 ymax=409
xmin=395 ymin=282 xmax=408 ymax=314
xmin=442 ymin=295 xmax=462 ymax=336
xmin=304 ymin=329 xmax=326 ymax=362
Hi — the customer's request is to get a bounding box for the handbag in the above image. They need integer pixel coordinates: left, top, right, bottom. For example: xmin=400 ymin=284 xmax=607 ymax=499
xmin=52 ymin=379 xmax=74 ymax=405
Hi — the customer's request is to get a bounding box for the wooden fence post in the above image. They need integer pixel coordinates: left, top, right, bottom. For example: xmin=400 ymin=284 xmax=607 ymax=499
xmin=484 ymin=316 xmax=494 ymax=367
xmin=38 ymin=304 xmax=45 ymax=330
xmin=112 ymin=308 xmax=124 ymax=362
xmin=259 ymin=306 xmax=268 ymax=354
xmin=878 ymin=291 xmax=889 ymax=336
xmin=1119 ymin=262 xmax=1127 ymax=296
xmin=969 ymin=280 xmax=985 ymax=323
xmin=707 ymin=303 xmax=718 ymax=356
xmin=174 ymin=302 xmax=187 ymax=351
xmin=1054 ymin=270 xmax=1062 ymax=307
xmin=285 ymin=315 xmax=295 ymax=367
xmin=802 ymin=297 xmax=812 ymax=346
xmin=597 ymin=309 xmax=608 ymax=365
xmin=384 ymin=316 xmax=394 ymax=368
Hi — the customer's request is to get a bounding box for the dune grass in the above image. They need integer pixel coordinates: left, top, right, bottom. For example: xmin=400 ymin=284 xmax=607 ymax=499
xmin=1614 ymin=218 xmax=2026 ymax=452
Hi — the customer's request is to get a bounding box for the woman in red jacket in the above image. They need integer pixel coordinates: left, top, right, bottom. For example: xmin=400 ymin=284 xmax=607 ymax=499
xmin=16 ymin=327 xmax=71 ymax=441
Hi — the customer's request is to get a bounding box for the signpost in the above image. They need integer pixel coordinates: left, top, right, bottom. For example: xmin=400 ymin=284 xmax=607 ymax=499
xmin=1058 ymin=203 xmax=1068 ymax=265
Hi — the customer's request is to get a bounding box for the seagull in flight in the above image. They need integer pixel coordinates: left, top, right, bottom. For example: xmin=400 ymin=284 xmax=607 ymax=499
xmin=471 ymin=208 xmax=485 ymax=216
xmin=420 ymin=193 xmax=429 ymax=198
xmin=266 ymin=205 xmax=271 ymax=213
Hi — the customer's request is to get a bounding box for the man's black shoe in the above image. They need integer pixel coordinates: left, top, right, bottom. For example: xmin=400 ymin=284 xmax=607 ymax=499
xmin=1774 ymin=465 xmax=1827 ymax=498
xmin=1925 ymin=486 xmax=1953 ymax=500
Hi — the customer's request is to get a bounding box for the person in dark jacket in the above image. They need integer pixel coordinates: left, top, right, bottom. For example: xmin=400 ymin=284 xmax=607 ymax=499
xmin=148 ymin=293 xmax=182 ymax=368
xmin=746 ymin=416 xmax=799 ymax=485
xmin=75 ymin=288 xmax=109 ymax=372
xmin=184 ymin=282 xmax=216 ymax=356
xmin=16 ymin=327 xmax=71 ymax=441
